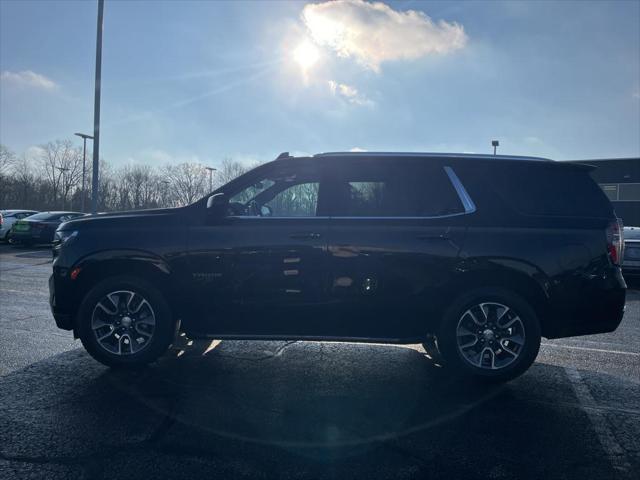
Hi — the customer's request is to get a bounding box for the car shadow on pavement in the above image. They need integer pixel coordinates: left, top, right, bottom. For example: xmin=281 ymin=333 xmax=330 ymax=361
xmin=0 ymin=342 xmax=637 ymax=480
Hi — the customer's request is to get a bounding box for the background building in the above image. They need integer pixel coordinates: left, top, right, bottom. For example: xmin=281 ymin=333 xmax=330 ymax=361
xmin=569 ymin=158 xmax=640 ymax=226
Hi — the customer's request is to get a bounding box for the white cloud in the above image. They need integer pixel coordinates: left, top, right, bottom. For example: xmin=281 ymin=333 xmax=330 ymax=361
xmin=0 ymin=70 xmax=58 ymax=90
xmin=328 ymin=80 xmax=374 ymax=107
xmin=301 ymin=0 xmax=467 ymax=72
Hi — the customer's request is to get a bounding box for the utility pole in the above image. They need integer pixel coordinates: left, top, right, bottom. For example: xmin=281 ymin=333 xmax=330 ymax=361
xmin=74 ymin=132 xmax=93 ymax=213
xmin=205 ymin=166 xmax=217 ymax=192
xmin=91 ymin=0 xmax=104 ymax=214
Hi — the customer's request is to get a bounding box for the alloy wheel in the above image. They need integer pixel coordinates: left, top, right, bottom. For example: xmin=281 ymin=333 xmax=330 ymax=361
xmin=455 ymin=302 xmax=526 ymax=370
xmin=91 ymin=290 xmax=156 ymax=355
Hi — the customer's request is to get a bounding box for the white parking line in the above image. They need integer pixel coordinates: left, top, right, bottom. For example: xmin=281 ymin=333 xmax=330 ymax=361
xmin=565 ymin=367 xmax=631 ymax=474
xmin=541 ymin=343 xmax=639 ymax=356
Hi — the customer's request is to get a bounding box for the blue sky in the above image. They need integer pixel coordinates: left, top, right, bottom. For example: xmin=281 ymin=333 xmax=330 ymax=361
xmin=1 ymin=0 xmax=639 ymax=168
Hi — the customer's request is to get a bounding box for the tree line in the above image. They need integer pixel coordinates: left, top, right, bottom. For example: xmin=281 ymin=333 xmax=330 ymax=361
xmin=0 ymin=140 xmax=252 ymax=212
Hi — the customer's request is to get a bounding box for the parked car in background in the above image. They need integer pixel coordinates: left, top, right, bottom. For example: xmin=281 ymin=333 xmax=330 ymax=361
xmin=0 ymin=209 xmax=39 ymax=241
xmin=10 ymin=211 xmax=85 ymax=246
xmin=49 ymin=152 xmax=626 ymax=383
xmin=623 ymin=226 xmax=640 ymax=277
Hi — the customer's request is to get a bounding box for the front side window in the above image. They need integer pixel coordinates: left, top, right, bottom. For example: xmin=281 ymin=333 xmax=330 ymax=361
xmin=332 ymin=161 xmax=464 ymax=217
xmin=228 ymin=166 xmax=321 ymax=217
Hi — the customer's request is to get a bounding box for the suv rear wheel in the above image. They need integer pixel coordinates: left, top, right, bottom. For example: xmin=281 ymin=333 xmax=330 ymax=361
xmin=77 ymin=276 xmax=175 ymax=368
xmin=434 ymin=287 xmax=541 ymax=382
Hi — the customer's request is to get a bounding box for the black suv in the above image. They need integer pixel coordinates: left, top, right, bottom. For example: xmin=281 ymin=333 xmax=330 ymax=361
xmin=49 ymin=152 xmax=627 ymax=382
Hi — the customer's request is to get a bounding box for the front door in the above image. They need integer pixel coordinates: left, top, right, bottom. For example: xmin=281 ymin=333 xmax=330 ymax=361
xmin=186 ymin=161 xmax=331 ymax=336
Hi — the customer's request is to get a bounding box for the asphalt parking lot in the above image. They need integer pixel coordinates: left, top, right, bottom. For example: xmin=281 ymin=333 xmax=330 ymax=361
xmin=0 ymin=244 xmax=638 ymax=480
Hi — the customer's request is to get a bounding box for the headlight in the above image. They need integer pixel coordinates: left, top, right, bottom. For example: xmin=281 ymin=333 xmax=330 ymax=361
xmin=53 ymin=230 xmax=78 ymax=246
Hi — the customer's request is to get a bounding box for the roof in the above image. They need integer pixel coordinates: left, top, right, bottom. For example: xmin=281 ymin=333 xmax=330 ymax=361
xmin=567 ymin=157 xmax=639 ymax=163
xmin=310 ymin=151 xmax=553 ymax=162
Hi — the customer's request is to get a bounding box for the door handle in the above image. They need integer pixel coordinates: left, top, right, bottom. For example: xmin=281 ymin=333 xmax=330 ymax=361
xmin=289 ymin=232 xmax=322 ymax=240
xmin=417 ymin=234 xmax=449 ymax=240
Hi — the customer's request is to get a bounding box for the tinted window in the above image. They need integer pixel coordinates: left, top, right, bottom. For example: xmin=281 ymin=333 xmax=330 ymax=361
xmin=332 ymin=161 xmax=463 ymax=217
xmin=228 ymin=165 xmax=321 ymax=217
xmin=491 ymin=164 xmax=613 ymax=218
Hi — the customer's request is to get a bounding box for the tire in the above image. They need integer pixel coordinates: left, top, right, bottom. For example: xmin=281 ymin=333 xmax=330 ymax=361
xmin=436 ymin=287 xmax=541 ymax=383
xmin=77 ymin=275 xmax=175 ymax=368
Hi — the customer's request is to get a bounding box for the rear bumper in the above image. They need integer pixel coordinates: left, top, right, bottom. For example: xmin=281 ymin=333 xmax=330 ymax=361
xmin=10 ymin=231 xmax=51 ymax=243
xmin=545 ymin=266 xmax=626 ymax=339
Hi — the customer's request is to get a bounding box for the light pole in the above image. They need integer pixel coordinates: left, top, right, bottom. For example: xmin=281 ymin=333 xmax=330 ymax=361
xmin=205 ymin=166 xmax=217 ymax=192
xmin=74 ymin=132 xmax=93 ymax=212
xmin=91 ymin=0 xmax=104 ymax=214
xmin=492 ymin=140 xmax=499 ymax=156
xmin=55 ymin=166 xmax=70 ymax=210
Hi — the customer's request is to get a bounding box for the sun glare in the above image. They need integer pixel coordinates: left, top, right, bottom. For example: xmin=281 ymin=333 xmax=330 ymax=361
xmin=293 ymin=40 xmax=320 ymax=72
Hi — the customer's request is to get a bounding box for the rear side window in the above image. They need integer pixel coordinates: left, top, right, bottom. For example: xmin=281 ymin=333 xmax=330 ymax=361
xmin=332 ymin=161 xmax=464 ymax=217
xmin=491 ymin=164 xmax=612 ymax=218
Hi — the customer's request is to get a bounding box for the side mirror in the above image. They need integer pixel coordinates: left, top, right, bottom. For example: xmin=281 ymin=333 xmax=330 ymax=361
xmin=206 ymin=193 xmax=228 ymax=219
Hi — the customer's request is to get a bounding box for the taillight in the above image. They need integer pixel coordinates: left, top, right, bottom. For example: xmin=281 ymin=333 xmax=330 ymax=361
xmin=606 ymin=218 xmax=624 ymax=266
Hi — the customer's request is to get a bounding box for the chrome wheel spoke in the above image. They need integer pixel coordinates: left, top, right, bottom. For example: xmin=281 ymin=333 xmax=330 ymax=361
xmin=459 ymin=336 xmax=478 ymax=349
xmin=96 ymin=326 xmax=115 ymax=341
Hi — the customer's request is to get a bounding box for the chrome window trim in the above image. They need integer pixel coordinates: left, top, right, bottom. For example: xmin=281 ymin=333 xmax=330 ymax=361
xmin=444 ymin=166 xmax=476 ymax=214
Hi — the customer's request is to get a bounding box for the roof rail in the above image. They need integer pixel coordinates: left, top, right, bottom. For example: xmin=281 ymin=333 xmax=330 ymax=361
xmin=312 ymin=151 xmax=552 ymax=162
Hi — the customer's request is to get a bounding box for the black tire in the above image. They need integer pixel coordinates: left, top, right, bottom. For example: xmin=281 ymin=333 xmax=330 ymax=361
xmin=77 ymin=275 xmax=175 ymax=368
xmin=436 ymin=287 xmax=541 ymax=383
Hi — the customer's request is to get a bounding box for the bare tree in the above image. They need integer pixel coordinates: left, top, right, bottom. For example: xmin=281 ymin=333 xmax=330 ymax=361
xmin=214 ymin=157 xmax=250 ymax=187
xmin=39 ymin=139 xmax=83 ymax=209
xmin=0 ymin=144 xmax=16 ymax=177
xmin=162 ymin=162 xmax=209 ymax=206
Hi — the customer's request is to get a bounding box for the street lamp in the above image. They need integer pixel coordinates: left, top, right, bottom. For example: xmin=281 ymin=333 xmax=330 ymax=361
xmin=74 ymin=132 xmax=93 ymax=212
xmin=55 ymin=166 xmax=70 ymax=210
xmin=492 ymin=140 xmax=500 ymax=156
xmin=205 ymin=166 xmax=217 ymax=192
xmin=91 ymin=0 xmax=104 ymax=214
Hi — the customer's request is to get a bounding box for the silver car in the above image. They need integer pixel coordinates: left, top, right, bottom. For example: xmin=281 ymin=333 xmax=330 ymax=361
xmin=0 ymin=209 xmax=39 ymax=240
xmin=623 ymin=226 xmax=640 ymax=277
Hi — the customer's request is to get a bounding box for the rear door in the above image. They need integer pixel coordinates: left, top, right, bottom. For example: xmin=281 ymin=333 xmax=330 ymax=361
xmin=325 ymin=158 xmax=471 ymax=340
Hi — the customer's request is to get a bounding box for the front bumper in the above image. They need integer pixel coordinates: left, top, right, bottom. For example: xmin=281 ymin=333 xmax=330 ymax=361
xmin=49 ymin=274 xmax=75 ymax=330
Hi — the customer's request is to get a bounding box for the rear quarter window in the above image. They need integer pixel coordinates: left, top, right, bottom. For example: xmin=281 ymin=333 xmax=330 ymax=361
xmin=490 ymin=164 xmax=613 ymax=218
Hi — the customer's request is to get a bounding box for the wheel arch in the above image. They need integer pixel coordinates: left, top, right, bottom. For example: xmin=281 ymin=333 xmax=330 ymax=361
xmin=432 ymin=258 xmax=553 ymax=337
xmin=71 ymin=251 xmax=178 ymax=328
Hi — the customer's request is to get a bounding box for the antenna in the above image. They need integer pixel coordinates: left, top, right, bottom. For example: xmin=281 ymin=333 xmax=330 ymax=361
xmin=276 ymin=152 xmax=291 ymax=160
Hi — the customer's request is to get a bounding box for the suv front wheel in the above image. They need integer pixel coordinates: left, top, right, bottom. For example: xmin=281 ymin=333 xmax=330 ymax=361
xmin=76 ymin=276 xmax=175 ymax=368
xmin=433 ymin=287 xmax=541 ymax=382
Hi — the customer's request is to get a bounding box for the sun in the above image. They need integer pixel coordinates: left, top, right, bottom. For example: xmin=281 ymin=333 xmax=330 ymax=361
xmin=293 ymin=40 xmax=320 ymax=72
